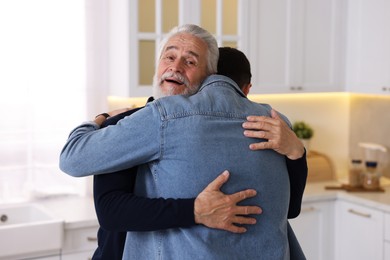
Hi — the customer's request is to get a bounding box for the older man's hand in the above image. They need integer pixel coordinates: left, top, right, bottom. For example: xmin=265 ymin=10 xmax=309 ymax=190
xmin=242 ymin=109 xmax=305 ymax=160
xmin=194 ymin=171 xmax=262 ymax=233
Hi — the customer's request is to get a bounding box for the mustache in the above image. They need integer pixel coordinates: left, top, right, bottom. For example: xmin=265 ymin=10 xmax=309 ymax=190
xmin=160 ymin=72 xmax=190 ymax=87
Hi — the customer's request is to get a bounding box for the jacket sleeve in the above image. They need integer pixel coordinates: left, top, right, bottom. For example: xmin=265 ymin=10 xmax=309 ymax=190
xmin=59 ymin=104 xmax=161 ymax=177
xmin=275 ymin=110 xmax=308 ymax=218
xmin=93 ymin=170 xmax=195 ymax=231
xmin=286 ymin=150 xmax=308 ymax=219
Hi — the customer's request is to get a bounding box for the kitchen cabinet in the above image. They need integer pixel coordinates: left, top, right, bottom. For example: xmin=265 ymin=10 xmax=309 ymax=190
xmin=1 ymin=250 xmax=60 ymax=260
xmin=32 ymin=257 xmax=60 ymax=260
xmin=101 ymin=0 xmax=390 ymax=97
xmin=61 ymin=251 xmax=93 ymax=260
xmin=60 ymin=225 xmax=98 ymax=260
xmin=246 ymin=0 xmax=345 ymax=94
xmin=335 ymin=200 xmax=384 ymax=260
xmin=345 ymin=0 xmax=390 ymax=95
xmin=105 ymin=0 xmax=346 ymax=96
xmin=385 ymin=213 xmax=390 ymax=260
xmin=289 ymin=200 xmax=335 ymax=260
xmin=385 ymin=243 xmax=390 ymax=260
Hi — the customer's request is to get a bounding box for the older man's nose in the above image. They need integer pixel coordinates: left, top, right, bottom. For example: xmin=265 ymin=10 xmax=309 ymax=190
xmin=169 ymin=59 xmax=184 ymax=73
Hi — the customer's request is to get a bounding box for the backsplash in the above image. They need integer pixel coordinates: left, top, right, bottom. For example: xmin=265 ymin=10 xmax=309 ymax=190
xmin=248 ymin=93 xmax=350 ymax=180
xmin=349 ymin=95 xmax=390 ymax=178
xmin=250 ymin=93 xmax=390 ymax=180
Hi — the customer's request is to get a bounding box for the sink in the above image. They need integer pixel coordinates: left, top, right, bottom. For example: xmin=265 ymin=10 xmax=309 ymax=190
xmin=0 ymin=203 xmax=64 ymax=259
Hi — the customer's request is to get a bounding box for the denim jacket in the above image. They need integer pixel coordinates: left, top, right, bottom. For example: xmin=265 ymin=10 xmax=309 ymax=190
xmin=60 ymin=75 xmax=291 ymax=259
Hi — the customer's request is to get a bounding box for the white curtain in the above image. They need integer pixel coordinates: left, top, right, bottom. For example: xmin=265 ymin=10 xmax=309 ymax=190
xmin=0 ymin=0 xmax=93 ymax=202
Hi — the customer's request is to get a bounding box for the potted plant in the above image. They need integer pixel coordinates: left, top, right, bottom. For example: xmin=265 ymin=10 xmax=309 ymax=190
xmin=293 ymin=121 xmax=314 ymax=153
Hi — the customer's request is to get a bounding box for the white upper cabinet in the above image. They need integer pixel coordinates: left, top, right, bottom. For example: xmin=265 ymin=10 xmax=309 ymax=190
xmin=106 ymin=0 xmax=390 ymax=96
xmin=345 ymin=0 xmax=390 ymax=95
xmin=244 ymin=0 xmax=345 ymax=94
xmin=108 ymin=0 xmax=346 ymax=97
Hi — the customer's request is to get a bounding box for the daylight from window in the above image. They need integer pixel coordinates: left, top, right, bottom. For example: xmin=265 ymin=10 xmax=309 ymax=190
xmin=0 ymin=0 xmax=87 ymax=202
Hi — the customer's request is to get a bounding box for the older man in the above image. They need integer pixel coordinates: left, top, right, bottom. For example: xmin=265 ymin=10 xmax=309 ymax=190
xmin=88 ymin=27 xmax=306 ymax=260
xmin=61 ymin=24 xmax=306 ymax=259
xmin=91 ymin=24 xmax=265 ymax=260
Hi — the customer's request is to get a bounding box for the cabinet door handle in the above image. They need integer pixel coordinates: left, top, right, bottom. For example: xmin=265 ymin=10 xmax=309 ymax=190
xmin=301 ymin=206 xmax=316 ymax=213
xmin=87 ymin=236 xmax=98 ymax=242
xmin=348 ymin=209 xmax=371 ymax=218
xmin=290 ymin=86 xmax=303 ymax=91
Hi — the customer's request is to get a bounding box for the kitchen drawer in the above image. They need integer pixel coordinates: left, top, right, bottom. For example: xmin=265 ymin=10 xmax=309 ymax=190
xmin=62 ymin=226 xmax=98 ymax=254
xmin=61 ymin=251 xmax=93 ymax=260
xmin=385 ymin=213 xmax=390 ymax=241
xmin=335 ymin=200 xmax=384 ymax=260
xmin=385 ymin=241 xmax=390 ymax=260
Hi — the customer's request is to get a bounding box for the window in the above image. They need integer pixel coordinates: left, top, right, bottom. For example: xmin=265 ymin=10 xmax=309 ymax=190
xmin=135 ymin=0 xmax=239 ymax=86
xmin=0 ymin=0 xmax=87 ymax=202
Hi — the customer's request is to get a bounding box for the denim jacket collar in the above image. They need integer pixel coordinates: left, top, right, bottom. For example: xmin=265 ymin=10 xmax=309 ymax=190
xmin=199 ymin=74 xmax=247 ymax=98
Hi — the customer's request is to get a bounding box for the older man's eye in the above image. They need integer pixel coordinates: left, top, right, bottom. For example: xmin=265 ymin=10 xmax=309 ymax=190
xmin=186 ymin=60 xmax=196 ymax=66
xmin=164 ymin=55 xmax=175 ymax=62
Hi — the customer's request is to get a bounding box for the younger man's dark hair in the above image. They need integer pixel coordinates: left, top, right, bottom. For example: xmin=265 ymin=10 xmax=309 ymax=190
xmin=217 ymin=47 xmax=252 ymax=89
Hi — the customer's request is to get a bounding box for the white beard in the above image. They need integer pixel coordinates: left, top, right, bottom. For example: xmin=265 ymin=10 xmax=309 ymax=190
xmin=152 ymin=72 xmax=200 ymax=99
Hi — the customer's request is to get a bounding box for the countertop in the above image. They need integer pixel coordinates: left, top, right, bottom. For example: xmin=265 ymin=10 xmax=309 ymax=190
xmin=302 ymin=181 xmax=390 ymax=213
xmin=20 ymin=181 xmax=390 ymax=230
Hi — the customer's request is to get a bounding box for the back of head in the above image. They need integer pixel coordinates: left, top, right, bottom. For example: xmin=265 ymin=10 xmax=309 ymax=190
xmin=217 ymin=47 xmax=252 ymax=89
xmin=157 ymin=24 xmax=219 ymax=74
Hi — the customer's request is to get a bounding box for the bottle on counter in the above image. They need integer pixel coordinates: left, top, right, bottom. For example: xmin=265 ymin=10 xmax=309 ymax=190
xmin=348 ymin=159 xmax=363 ymax=187
xmin=362 ymin=161 xmax=381 ymax=190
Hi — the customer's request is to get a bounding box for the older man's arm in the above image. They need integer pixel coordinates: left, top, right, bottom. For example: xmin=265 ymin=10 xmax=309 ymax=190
xmin=194 ymin=170 xmax=262 ymax=233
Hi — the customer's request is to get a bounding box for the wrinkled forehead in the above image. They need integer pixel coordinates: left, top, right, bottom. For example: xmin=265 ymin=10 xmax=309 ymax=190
xmin=162 ymin=33 xmax=208 ymax=59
